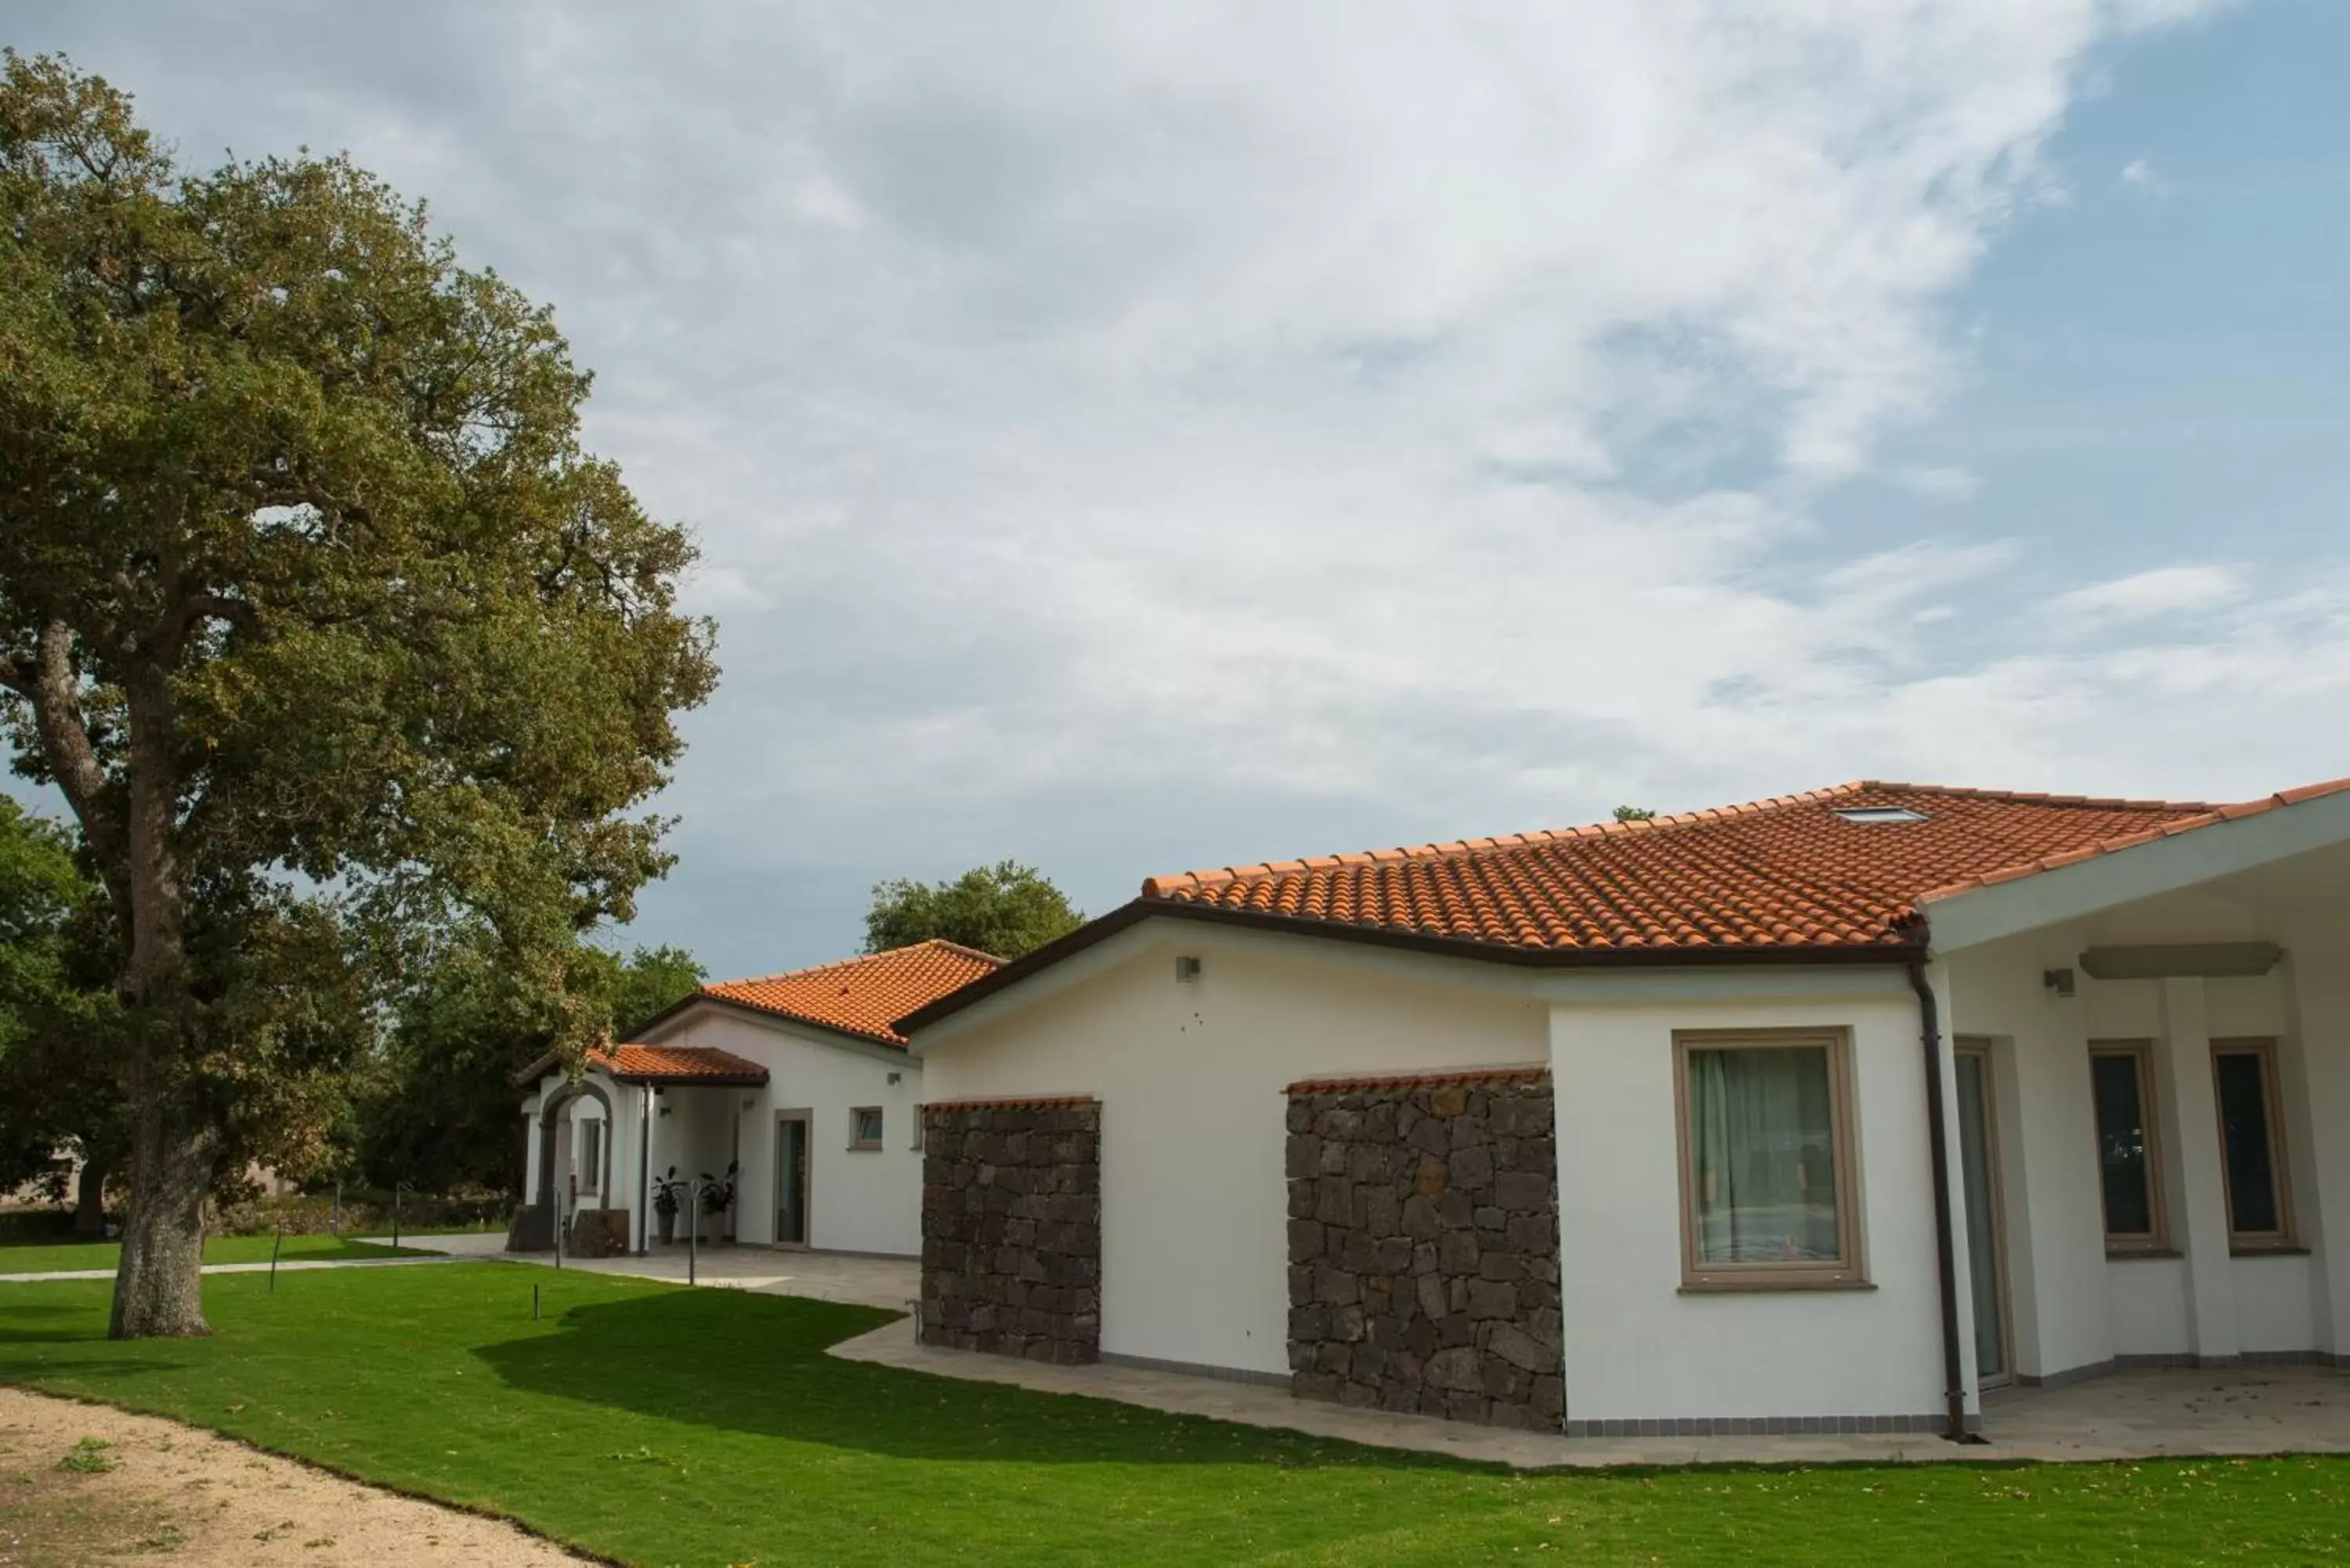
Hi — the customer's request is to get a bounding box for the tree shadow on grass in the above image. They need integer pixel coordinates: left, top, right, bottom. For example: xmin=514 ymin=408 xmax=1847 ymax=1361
xmin=473 ymin=1287 xmax=1480 ymax=1473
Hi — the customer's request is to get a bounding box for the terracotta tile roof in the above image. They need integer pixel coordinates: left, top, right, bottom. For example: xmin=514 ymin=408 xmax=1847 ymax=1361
xmin=702 ymin=940 xmax=1004 ymax=1046
xmin=591 ymin=1043 xmax=769 ymax=1085
xmin=1141 ymin=780 xmax=2350 ymax=956
xmin=518 ymin=1041 xmax=771 ymax=1086
xmin=1287 ymin=1066 xmax=1551 ymax=1094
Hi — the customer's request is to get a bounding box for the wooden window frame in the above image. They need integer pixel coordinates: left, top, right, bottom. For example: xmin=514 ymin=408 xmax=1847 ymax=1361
xmin=1672 ymin=1028 xmax=1867 ymax=1292
xmin=2211 ymin=1038 xmax=2295 ymax=1252
xmin=2087 ymin=1041 xmax=2169 ymax=1254
xmin=848 ymin=1105 xmax=885 ymax=1152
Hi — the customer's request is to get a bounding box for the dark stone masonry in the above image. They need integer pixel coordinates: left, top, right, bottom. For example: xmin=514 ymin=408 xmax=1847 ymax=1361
xmin=920 ymin=1098 xmax=1101 ymax=1365
xmin=1285 ymin=1069 xmax=1563 ymax=1430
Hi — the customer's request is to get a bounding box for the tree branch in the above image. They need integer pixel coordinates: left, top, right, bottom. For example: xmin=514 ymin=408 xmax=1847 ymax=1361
xmin=150 ymin=592 xmax=267 ymax=663
xmin=23 ymin=621 xmax=111 ymax=847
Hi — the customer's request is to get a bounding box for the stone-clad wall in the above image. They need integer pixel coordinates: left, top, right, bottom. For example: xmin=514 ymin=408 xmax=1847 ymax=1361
xmin=920 ymin=1099 xmax=1101 ymax=1365
xmin=1285 ymin=1071 xmax=1563 ymax=1429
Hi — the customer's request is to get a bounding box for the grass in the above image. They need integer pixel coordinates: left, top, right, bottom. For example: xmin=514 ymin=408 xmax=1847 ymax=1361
xmin=0 ymin=1233 xmax=426 ymax=1274
xmin=0 ymin=1266 xmax=2345 ymax=1567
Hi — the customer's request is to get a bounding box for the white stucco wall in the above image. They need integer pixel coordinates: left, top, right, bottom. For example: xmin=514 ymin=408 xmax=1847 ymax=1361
xmin=916 ymin=924 xmax=1549 ymax=1377
xmin=1546 ymin=974 xmax=1963 ymax=1424
xmin=644 ymin=1006 xmax=924 ymax=1256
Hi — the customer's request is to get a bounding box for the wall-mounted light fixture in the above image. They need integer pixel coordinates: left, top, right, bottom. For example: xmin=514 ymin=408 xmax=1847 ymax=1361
xmin=1175 ymin=955 xmax=1202 ymax=983
xmin=2042 ymin=967 xmax=2076 ymax=998
xmin=887 ymin=1071 xmax=902 ymax=1086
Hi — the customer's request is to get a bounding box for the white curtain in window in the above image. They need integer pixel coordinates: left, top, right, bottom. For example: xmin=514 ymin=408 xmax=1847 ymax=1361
xmin=1688 ymin=1046 xmax=1840 ymax=1263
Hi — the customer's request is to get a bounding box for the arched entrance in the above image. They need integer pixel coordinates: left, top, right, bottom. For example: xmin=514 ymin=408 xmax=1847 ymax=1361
xmin=508 ymin=1075 xmax=616 ymax=1252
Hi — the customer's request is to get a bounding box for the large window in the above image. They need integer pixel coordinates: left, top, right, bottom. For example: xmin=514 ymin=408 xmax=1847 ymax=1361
xmin=2088 ymin=1042 xmax=2166 ymax=1252
xmin=1674 ymin=1031 xmax=1864 ymax=1288
xmin=2213 ymin=1039 xmax=2293 ymax=1250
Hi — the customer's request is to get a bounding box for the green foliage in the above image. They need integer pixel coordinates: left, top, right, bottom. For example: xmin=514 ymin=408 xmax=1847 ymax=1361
xmin=3 ymin=1267 xmax=2348 ymax=1565
xmin=864 ymin=860 xmax=1083 ymax=959
xmin=1611 ymin=805 xmax=1658 ymax=822
xmin=351 ymin=934 xmax=703 ymax=1193
xmin=0 ymin=798 xmax=118 ymax=1199
xmin=0 ymin=52 xmax=717 ymax=1324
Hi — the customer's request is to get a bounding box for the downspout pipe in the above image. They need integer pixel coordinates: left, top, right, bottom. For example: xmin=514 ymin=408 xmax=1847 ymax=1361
xmin=1908 ymin=956 xmax=1972 ymax=1443
xmin=636 ymin=1086 xmax=653 ymax=1256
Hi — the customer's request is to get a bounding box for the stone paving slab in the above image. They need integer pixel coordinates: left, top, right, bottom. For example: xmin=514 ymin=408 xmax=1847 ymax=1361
xmin=393 ymin=1231 xmax=920 ymax=1312
xmin=0 ymin=1255 xmax=462 ymax=1284
xmin=827 ymin=1316 xmax=2350 ymax=1471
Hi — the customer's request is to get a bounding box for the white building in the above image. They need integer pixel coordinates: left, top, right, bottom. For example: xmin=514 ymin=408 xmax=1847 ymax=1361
xmin=898 ymin=779 xmax=2350 ymax=1436
xmin=515 ymin=941 xmax=1000 ymax=1257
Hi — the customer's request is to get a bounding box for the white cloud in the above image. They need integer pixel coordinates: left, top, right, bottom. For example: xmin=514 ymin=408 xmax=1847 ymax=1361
xmin=2119 ymin=156 xmax=2175 ymax=197
xmin=2049 ymin=565 xmax=2246 ymax=624
xmin=1893 ymin=466 xmax=1985 ymax=501
xmin=20 ymin=0 xmax=2332 ymax=973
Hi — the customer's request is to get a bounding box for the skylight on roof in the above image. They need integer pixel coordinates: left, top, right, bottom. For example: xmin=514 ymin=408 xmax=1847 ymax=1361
xmin=1834 ymin=806 xmax=1929 ymax=825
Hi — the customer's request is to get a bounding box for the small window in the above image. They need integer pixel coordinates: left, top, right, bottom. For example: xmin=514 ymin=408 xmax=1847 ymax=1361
xmin=2088 ymin=1042 xmax=2166 ymax=1252
xmin=2212 ymin=1040 xmax=2293 ymax=1249
xmin=850 ymin=1106 xmax=884 ymax=1151
xmin=910 ymin=1103 xmax=925 ymax=1151
xmin=1674 ymin=1030 xmax=1864 ymax=1288
xmin=1832 ymin=806 xmax=1928 ymax=825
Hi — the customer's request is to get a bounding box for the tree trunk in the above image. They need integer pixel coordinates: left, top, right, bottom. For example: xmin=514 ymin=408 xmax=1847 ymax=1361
xmin=72 ymin=1156 xmax=108 ymax=1238
xmin=107 ymin=662 xmax=212 ymax=1340
xmin=108 ymin=1079 xmax=215 ymax=1339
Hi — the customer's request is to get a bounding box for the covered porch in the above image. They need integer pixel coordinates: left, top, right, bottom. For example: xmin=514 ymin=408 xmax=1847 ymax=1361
xmin=512 ymin=1043 xmax=770 ymax=1255
xmin=1930 ymin=795 xmax=2350 ymax=1404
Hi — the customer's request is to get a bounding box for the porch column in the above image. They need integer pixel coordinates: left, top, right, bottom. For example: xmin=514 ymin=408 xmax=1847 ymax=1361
xmin=2281 ymin=948 xmax=2350 ymax=1357
xmin=2155 ymin=977 xmax=2240 ymax=1363
xmin=522 ymin=1104 xmax=545 ymax=1204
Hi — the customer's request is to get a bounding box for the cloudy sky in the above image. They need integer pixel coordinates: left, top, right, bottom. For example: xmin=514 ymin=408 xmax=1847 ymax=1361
xmin=8 ymin=1 xmax=2348 ymax=977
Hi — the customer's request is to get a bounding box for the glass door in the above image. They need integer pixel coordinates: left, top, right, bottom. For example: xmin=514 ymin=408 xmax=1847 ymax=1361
xmin=774 ymin=1114 xmax=810 ymax=1248
xmin=1954 ymin=1041 xmax=2012 ymax=1388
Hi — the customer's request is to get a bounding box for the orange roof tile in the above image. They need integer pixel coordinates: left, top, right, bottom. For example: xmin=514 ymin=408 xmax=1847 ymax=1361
xmin=1141 ymin=780 xmax=2350 ymax=956
xmin=591 ymin=1043 xmax=769 ymax=1084
xmin=518 ymin=1041 xmax=771 ymax=1086
xmin=702 ymin=940 xmax=1004 ymax=1046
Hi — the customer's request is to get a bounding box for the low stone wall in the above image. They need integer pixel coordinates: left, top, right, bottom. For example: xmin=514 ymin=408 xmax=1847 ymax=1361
xmin=920 ymin=1098 xmax=1101 ymax=1365
xmin=1285 ymin=1069 xmax=1563 ymax=1430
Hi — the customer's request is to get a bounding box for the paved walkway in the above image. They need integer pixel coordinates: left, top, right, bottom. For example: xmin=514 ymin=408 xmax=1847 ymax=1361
xmin=830 ymin=1317 xmax=2350 ymax=1470
xmin=0 ymin=1255 xmax=461 ymax=1284
xmin=389 ymin=1230 xmax=918 ymax=1311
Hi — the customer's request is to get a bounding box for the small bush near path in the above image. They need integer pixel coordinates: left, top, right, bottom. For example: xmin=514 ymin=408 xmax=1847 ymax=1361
xmin=1 ymin=1265 xmax=2345 ymax=1566
xmin=54 ymin=1438 xmax=114 ymax=1473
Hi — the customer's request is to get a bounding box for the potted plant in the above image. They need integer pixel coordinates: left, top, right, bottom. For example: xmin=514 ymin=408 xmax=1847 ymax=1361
xmin=653 ymin=1165 xmax=683 ymax=1245
xmin=698 ymin=1162 xmax=736 ymax=1247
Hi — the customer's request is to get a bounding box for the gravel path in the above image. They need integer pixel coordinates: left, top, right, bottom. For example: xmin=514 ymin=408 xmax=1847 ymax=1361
xmin=0 ymin=1386 xmax=589 ymax=1567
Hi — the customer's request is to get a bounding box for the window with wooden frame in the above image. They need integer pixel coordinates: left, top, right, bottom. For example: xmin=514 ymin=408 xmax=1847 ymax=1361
xmin=2211 ymin=1039 xmax=2294 ymax=1251
xmin=849 ymin=1106 xmax=885 ymax=1151
xmin=1672 ymin=1029 xmax=1865 ymax=1289
xmin=2087 ymin=1042 xmax=2167 ymax=1252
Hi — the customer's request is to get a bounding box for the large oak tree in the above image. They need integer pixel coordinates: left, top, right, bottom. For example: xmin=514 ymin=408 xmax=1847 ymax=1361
xmin=0 ymin=55 xmax=718 ymax=1336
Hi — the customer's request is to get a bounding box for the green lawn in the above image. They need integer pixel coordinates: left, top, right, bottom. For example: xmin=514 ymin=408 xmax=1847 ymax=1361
xmin=1 ymin=1266 xmax=2344 ymax=1566
xmin=0 ymin=1232 xmax=425 ymax=1274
